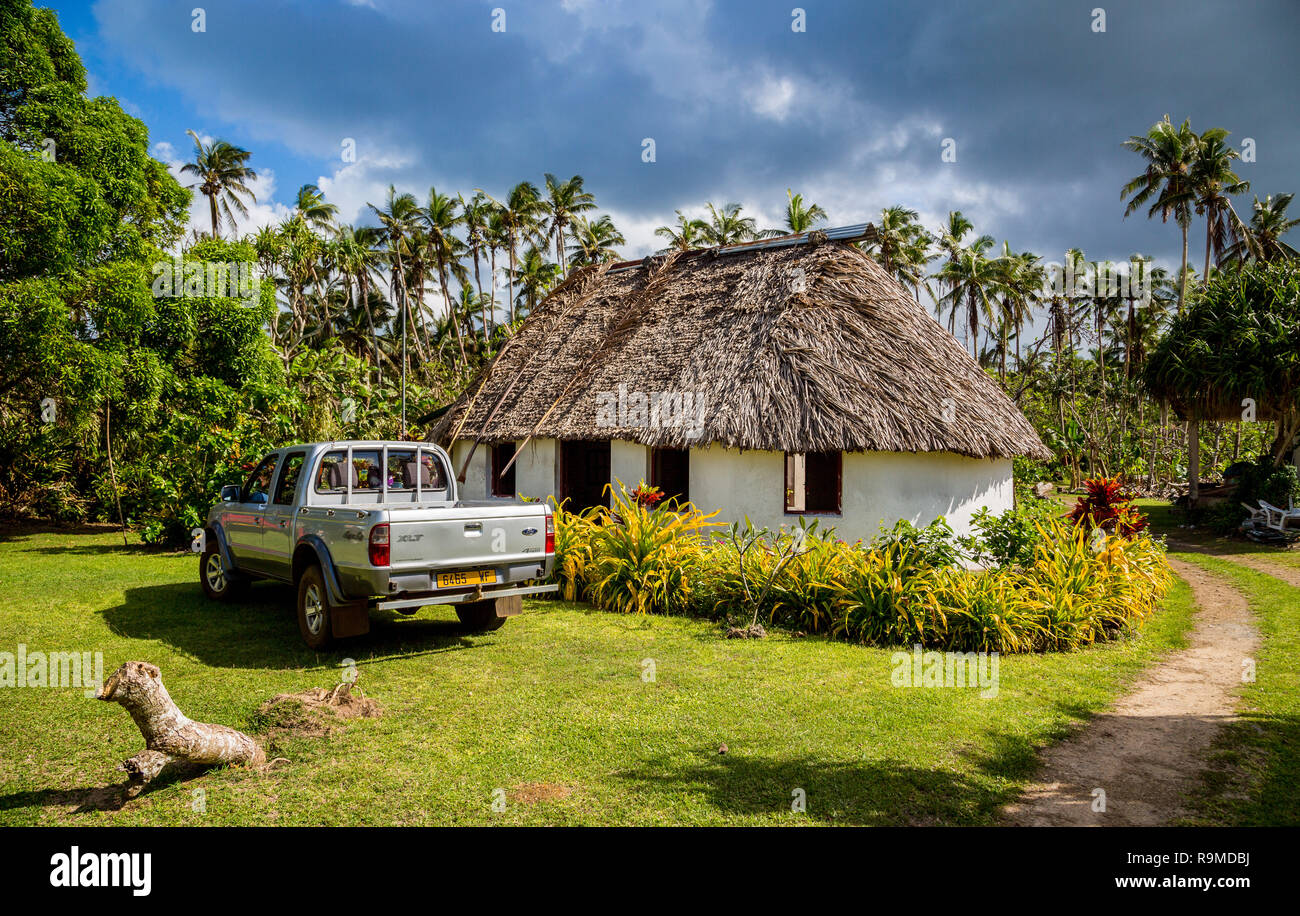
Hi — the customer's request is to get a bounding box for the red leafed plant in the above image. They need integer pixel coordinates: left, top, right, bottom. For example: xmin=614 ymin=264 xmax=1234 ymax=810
xmin=1069 ymin=475 xmax=1148 ymax=537
xmin=630 ymin=482 xmax=664 ymax=509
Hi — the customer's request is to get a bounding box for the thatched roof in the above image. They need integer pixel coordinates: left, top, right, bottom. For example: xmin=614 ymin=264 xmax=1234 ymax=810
xmin=430 ymin=234 xmax=1051 ymax=461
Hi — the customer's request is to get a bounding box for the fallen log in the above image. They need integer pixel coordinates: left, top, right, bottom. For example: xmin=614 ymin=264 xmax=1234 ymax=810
xmin=98 ymin=661 xmax=265 ymax=796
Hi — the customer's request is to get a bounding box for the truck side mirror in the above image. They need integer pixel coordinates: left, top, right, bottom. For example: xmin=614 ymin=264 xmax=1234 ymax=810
xmin=221 ymin=484 xmax=241 ymax=502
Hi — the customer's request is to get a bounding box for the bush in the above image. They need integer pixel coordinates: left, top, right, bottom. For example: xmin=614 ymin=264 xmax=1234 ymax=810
xmin=1068 ymin=475 xmax=1148 ymax=536
xmin=555 ymin=499 xmax=1173 ymax=654
xmin=971 ymin=500 xmax=1060 ymax=567
xmin=872 ymin=517 xmax=970 ymax=568
xmin=551 ymin=482 xmax=719 ymax=615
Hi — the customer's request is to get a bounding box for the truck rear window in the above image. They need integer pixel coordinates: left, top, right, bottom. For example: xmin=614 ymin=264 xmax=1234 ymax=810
xmin=315 ymin=450 xmax=383 ymax=493
xmin=386 ymin=449 xmax=448 ymax=491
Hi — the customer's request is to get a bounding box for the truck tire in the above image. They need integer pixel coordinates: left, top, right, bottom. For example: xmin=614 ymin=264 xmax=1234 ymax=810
xmin=296 ymin=565 xmax=334 ymax=649
xmin=200 ymin=539 xmax=245 ymax=601
xmin=456 ymin=600 xmax=508 ymax=632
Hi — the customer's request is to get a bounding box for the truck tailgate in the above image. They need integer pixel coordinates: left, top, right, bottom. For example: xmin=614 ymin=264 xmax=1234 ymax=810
xmin=387 ymin=504 xmax=548 ymax=572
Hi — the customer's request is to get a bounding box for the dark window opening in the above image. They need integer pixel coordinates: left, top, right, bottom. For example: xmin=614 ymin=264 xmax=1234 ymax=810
xmin=784 ymin=451 xmax=841 ymax=514
xmin=491 ymin=443 xmax=518 ymax=498
xmin=560 ymin=439 xmax=611 ymax=512
xmin=650 ymin=447 xmax=690 ymax=506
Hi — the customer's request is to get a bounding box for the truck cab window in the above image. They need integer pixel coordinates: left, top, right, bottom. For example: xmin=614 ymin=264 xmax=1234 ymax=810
xmin=273 ymin=452 xmax=306 ymax=505
xmin=242 ymin=454 xmax=278 ymax=504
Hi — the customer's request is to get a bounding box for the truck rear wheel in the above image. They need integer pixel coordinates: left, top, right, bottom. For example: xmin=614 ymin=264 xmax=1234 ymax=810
xmin=456 ymin=600 xmax=508 ymax=632
xmin=297 ymin=565 xmax=334 ymax=649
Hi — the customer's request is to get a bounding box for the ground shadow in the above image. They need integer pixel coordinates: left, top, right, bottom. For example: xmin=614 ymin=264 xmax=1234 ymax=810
xmin=616 ymin=729 xmax=1039 ymax=826
xmin=101 ymin=580 xmax=489 ymax=669
xmin=0 ymin=764 xmax=206 ymax=816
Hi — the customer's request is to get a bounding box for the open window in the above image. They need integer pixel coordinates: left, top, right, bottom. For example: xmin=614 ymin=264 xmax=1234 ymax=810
xmin=650 ymin=447 xmax=689 ymax=506
xmin=491 ymin=442 xmax=517 ymax=498
xmin=784 ymin=451 xmax=841 ymax=514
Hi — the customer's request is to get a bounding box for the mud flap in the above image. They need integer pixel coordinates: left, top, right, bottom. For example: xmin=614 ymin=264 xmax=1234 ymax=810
xmin=331 ymin=600 xmax=371 ymax=638
xmin=493 ymin=594 xmax=523 ymax=618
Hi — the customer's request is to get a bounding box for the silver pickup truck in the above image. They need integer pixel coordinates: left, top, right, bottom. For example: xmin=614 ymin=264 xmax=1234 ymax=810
xmin=198 ymin=440 xmax=557 ymax=647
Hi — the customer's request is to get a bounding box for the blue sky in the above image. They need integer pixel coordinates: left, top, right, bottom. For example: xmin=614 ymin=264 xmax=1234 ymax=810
xmin=48 ymin=0 xmax=1300 ymax=268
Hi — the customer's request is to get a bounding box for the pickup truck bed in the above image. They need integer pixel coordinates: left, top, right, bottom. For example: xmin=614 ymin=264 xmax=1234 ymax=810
xmin=198 ymin=440 xmax=557 ymax=647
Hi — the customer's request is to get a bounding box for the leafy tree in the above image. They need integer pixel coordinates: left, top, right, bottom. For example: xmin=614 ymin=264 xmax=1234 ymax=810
xmin=1144 ymin=261 xmax=1300 ymax=466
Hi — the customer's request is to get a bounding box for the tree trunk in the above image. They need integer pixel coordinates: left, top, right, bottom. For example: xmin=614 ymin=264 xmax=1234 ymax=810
xmin=1188 ymin=418 xmax=1200 ymax=506
xmin=1178 ymin=221 xmax=1189 ymax=315
xmin=104 ymin=402 xmax=128 ymax=547
xmin=1204 ymin=213 xmax=1213 ymax=290
xmin=98 ymin=661 xmax=264 ymax=797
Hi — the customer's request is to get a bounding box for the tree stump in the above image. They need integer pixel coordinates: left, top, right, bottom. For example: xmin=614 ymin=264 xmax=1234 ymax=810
xmin=97 ymin=661 xmax=265 ymax=796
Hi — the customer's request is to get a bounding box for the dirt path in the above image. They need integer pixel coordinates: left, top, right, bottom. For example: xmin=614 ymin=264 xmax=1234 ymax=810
xmin=1002 ymin=557 xmax=1259 ymax=826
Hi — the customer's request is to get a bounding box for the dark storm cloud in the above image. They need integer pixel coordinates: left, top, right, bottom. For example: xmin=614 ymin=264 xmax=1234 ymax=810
xmin=90 ymin=0 xmax=1300 ymax=262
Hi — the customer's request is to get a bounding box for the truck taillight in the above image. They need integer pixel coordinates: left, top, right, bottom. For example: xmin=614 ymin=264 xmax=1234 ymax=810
xmin=369 ymin=523 xmax=390 ymax=567
xmin=544 ymin=513 xmax=555 ymax=554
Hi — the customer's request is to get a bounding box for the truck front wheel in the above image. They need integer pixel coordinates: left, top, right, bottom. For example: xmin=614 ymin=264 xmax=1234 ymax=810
xmin=200 ymin=540 xmax=245 ymax=601
xmin=456 ymin=600 xmax=508 ymax=632
xmin=297 ymin=565 xmax=334 ymax=649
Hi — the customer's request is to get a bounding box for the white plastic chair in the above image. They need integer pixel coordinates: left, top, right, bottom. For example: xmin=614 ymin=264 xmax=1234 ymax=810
xmin=1257 ymin=499 xmax=1300 ymax=533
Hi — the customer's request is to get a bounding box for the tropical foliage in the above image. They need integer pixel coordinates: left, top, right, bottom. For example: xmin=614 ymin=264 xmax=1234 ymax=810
xmin=551 ymin=482 xmax=1170 ymax=654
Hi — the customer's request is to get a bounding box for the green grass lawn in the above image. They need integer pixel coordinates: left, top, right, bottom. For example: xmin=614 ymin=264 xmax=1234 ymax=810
xmin=0 ymin=525 xmax=1196 ymax=826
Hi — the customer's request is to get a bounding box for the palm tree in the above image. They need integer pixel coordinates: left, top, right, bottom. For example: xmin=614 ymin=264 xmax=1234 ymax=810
xmin=1223 ymin=193 xmax=1300 ymax=263
xmin=482 ymin=182 xmax=546 ymax=323
xmin=932 ymin=211 xmax=975 ymax=332
xmin=291 ymin=183 xmax=339 ymax=233
xmin=654 ymin=210 xmax=709 ymax=252
xmin=702 ymin=202 xmax=758 ymax=245
xmin=420 ymin=186 xmax=467 ymax=367
xmin=368 ymin=186 xmax=423 ymax=434
xmin=180 ymin=130 xmax=257 ymax=238
xmin=1190 ymin=128 xmax=1249 ymax=285
xmin=334 ymin=224 xmax=385 ymax=377
xmin=864 ymin=206 xmax=932 ymax=297
xmin=483 ymin=206 xmax=510 ymax=331
xmin=512 ymin=245 xmax=561 ymax=319
xmin=934 ymin=234 xmax=1004 ymax=357
xmin=782 ymin=190 xmax=827 ymax=233
xmin=542 ymin=173 xmax=596 ymax=276
xmin=567 ymin=215 xmax=626 ymax=267
xmin=1122 ymin=115 xmax=1199 ymax=313
xmin=999 ymin=247 xmax=1043 ymax=378
xmin=460 ymin=191 xmax=491 ymax=325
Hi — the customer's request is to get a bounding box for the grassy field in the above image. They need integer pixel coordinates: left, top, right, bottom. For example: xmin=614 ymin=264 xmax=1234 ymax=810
xmin=0 ymin=523 xmax=1199 ymax=826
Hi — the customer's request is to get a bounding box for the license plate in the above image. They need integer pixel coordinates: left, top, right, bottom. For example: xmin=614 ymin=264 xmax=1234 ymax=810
xmin=435 ymin=568 xmax=497 ymax=589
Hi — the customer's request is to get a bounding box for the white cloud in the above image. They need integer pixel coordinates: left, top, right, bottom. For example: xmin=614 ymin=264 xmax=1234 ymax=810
xmin=315 ymin=150 xmax=419 ymax=226
xmin=747 ymin=75 xmax=798 ymax=122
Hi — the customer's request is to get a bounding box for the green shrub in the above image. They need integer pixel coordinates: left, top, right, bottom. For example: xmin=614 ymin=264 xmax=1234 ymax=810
xmin=971 ymin=500 xmax=1060 ymax=567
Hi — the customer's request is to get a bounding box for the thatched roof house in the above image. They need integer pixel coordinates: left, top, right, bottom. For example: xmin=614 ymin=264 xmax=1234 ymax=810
xmin=432 ymin=227 xmax=1049 ymax=540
